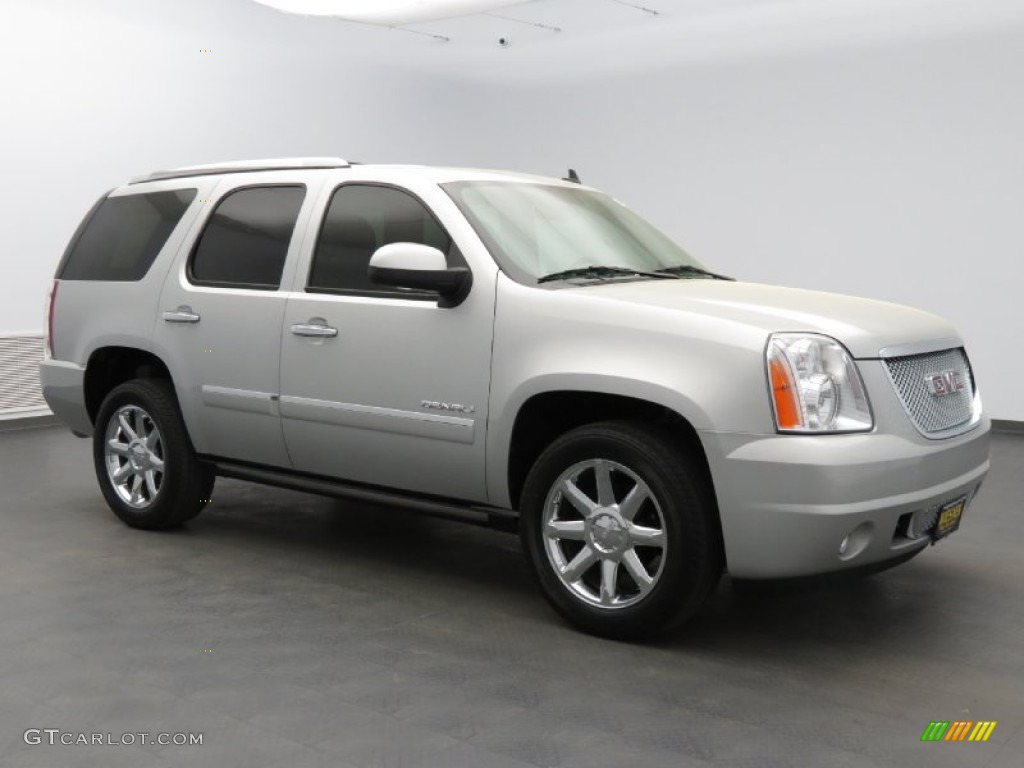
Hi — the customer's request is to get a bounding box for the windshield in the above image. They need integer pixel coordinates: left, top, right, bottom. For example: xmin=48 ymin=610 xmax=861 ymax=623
xmin=442 ymin=181 xmax=708 ymax=285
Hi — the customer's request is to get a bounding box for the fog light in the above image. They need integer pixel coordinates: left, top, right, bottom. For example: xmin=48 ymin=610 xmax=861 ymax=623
xmin=838 ymin=522 xmax=874 ymax=561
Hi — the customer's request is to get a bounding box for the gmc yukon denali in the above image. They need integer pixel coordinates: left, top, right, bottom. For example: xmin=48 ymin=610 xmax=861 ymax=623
xmin=40 ymin=157 xmax=991 ymax=638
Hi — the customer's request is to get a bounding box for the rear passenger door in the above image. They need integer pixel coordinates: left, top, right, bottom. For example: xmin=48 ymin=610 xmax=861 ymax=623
xmin=153 ymin=177 xmax=320 ymax=466
xmin=279 ymin=182 xmax=494 ymax=502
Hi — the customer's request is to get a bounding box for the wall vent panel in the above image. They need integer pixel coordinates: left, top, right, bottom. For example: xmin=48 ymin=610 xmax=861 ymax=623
xmin=0 ymin=334 xmax=48 ymax=414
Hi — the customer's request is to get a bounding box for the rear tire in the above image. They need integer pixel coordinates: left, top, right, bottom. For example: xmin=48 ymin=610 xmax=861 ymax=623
xmin=93 ymin=379 xmax=214 ymax=530
xmin=520 ymin=421 xmax=722 ymax=640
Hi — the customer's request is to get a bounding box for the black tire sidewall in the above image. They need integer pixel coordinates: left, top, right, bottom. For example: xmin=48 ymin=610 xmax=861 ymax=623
xmin=93 ymin=379 xmax=210 ymax=530
xmin=520 ymin=422 xmax=719 ymax=639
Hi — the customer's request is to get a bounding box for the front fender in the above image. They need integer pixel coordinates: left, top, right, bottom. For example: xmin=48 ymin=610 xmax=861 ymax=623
xmin=486 ymin=373 xmax=718 ymax=507
xmin=486 ymin=276 xmax=773 ymax=507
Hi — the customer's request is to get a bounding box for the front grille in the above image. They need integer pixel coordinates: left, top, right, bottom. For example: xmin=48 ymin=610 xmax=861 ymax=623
xmin=883 ymin=348 xmax=977 ymax=438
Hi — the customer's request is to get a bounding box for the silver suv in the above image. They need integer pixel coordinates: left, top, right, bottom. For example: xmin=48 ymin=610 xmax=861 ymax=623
xmin=40 ymin=157 xmax=991 ymax=638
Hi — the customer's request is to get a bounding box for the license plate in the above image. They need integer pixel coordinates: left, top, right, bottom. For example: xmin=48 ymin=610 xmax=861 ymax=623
xmin=932 ymin=496 xmax=966 ymax=541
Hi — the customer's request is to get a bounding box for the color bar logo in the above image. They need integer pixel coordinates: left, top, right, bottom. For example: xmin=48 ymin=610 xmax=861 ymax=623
xmin=921 ymin=721 xmax=997 ymax=742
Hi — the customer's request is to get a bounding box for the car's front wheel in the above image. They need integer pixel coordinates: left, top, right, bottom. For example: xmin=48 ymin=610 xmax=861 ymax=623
xmin=93 ymin=379 xmax=214 ymax=530
xmin=520 ymin=421 xmax=722 ymax=639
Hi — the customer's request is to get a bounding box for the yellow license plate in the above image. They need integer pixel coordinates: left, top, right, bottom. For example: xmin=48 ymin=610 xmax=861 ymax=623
xmin=933 ymin=497 xmax=966 ymax=541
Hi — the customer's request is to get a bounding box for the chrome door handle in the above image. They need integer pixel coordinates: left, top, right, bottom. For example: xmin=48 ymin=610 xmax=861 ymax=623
xmin=162 ymin=306 xmax=200 ymax=324
xmin=291 ymin=323 xmax=338 ymax=338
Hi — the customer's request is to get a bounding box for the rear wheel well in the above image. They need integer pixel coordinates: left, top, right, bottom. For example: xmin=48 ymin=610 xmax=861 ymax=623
xmin=507 ymin=391 xmax=712 ymax=509
xmin=84 ymin=348 xmax=172 ymax=425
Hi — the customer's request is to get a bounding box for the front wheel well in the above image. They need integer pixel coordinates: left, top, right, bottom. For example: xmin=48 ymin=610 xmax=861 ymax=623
xmin=84 ymin=347 xmax=173 ymax=425
xmin=507 ymin=391 xmax=713 ymax=510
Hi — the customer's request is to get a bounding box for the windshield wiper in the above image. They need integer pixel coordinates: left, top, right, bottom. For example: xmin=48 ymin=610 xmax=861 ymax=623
xmin=653 ymin=265 xmax=735 ymax=281
xmin=537 ymin=266 xmax=677 ymax=284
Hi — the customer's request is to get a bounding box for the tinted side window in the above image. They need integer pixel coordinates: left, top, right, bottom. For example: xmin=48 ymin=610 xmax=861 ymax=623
xmin=308 ymin=185 xmax=455 ymax=295
xmin=60 ymin=189 xmax=196 ymax=281
xmin=190 ymin=186 xmax=305 ymax=289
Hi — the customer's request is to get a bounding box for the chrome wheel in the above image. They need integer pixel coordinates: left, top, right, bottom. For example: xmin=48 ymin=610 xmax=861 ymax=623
xmin=542 ymin=458 xmax=668 ymax=610
xmin=103 ymin=404 xmax=165 ymax=509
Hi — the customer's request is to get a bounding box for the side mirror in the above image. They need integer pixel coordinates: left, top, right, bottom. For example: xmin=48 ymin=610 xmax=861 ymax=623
xmin=368 ymin=243 xmax=471 ymax=307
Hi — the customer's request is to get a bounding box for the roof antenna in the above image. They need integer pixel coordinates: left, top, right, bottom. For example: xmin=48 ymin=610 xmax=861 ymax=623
xmin=563 ymin=168 xmax=581 ymax=184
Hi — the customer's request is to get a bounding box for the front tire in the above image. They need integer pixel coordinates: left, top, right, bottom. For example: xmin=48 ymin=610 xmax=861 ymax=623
xmin=93 ymin=379 xmax=214 ymax=530
xmin=520 ymin=421 xmax=722 ymax=639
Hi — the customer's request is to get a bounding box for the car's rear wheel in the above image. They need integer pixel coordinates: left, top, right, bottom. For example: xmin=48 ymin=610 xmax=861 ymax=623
xmin=94 ymin=379 xmax=214 ymax=530
xmin=520 ymin=421 xmax=722 ymax=639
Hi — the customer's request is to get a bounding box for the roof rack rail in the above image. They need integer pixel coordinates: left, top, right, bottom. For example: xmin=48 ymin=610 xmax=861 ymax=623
xmin=130 ymin=157 xmax=350 ymax=184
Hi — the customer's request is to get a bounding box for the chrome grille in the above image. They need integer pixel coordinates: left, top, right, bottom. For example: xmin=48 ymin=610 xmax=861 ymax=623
xmin=883 ymin=348 xmax=976 ymax=438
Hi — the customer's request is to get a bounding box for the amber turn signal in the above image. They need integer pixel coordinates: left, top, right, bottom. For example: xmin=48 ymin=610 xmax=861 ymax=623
xmin=769 ymin=356 xmax=801 ymax=430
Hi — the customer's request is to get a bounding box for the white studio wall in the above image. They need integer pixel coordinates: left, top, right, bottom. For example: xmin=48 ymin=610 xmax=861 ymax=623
xmin=0 ymin=0 xmax=468 ymax=337
xmin=438 ymin=2 xmax=1024 ymax=422
xmin=2 ymin=0 xmax=1021 ymax=420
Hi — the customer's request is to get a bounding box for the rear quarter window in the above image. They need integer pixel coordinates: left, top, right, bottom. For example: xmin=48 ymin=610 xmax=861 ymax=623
xmin=59 ymin=189 xmax=196 ymax=281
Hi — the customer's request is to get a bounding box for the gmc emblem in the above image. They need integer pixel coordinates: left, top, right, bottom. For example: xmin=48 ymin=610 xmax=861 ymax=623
xmin=924 ymin=370 xmax=965 ymax=397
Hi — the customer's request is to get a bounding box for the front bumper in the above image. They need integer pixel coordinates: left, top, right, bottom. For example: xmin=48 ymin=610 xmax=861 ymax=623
xmin=39 ymin=359 xmax=92 ymax=436
xmin=699 ymin=417 xmax=991 ymax=579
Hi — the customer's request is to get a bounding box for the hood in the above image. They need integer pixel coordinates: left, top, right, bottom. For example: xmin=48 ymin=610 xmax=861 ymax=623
xmin=568 ymin=279 xmax=961 ymax=358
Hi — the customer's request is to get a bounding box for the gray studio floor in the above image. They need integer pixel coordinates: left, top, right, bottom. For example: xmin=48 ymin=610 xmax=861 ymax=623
xmin=1 ymin=422 xmax=1021 ymax=768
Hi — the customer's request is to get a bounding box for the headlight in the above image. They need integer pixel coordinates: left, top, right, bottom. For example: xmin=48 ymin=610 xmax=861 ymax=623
xmin=766 ymin=333 xmax=873 ymax=433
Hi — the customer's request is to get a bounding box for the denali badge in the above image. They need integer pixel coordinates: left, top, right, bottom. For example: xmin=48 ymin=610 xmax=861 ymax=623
xmin=924 ymin=370 xmax=965 ymax=397
xmin=422 ymin=400 xmax=476 ymax=414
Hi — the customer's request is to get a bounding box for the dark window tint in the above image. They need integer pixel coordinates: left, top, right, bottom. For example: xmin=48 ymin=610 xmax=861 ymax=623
xmin=190 ymin=186 xmax=305 ymax=289
xmin=60 ymin=189 xmax=196 ymax=281
xmin=308 ymin=185 xmax=454 ymax=294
